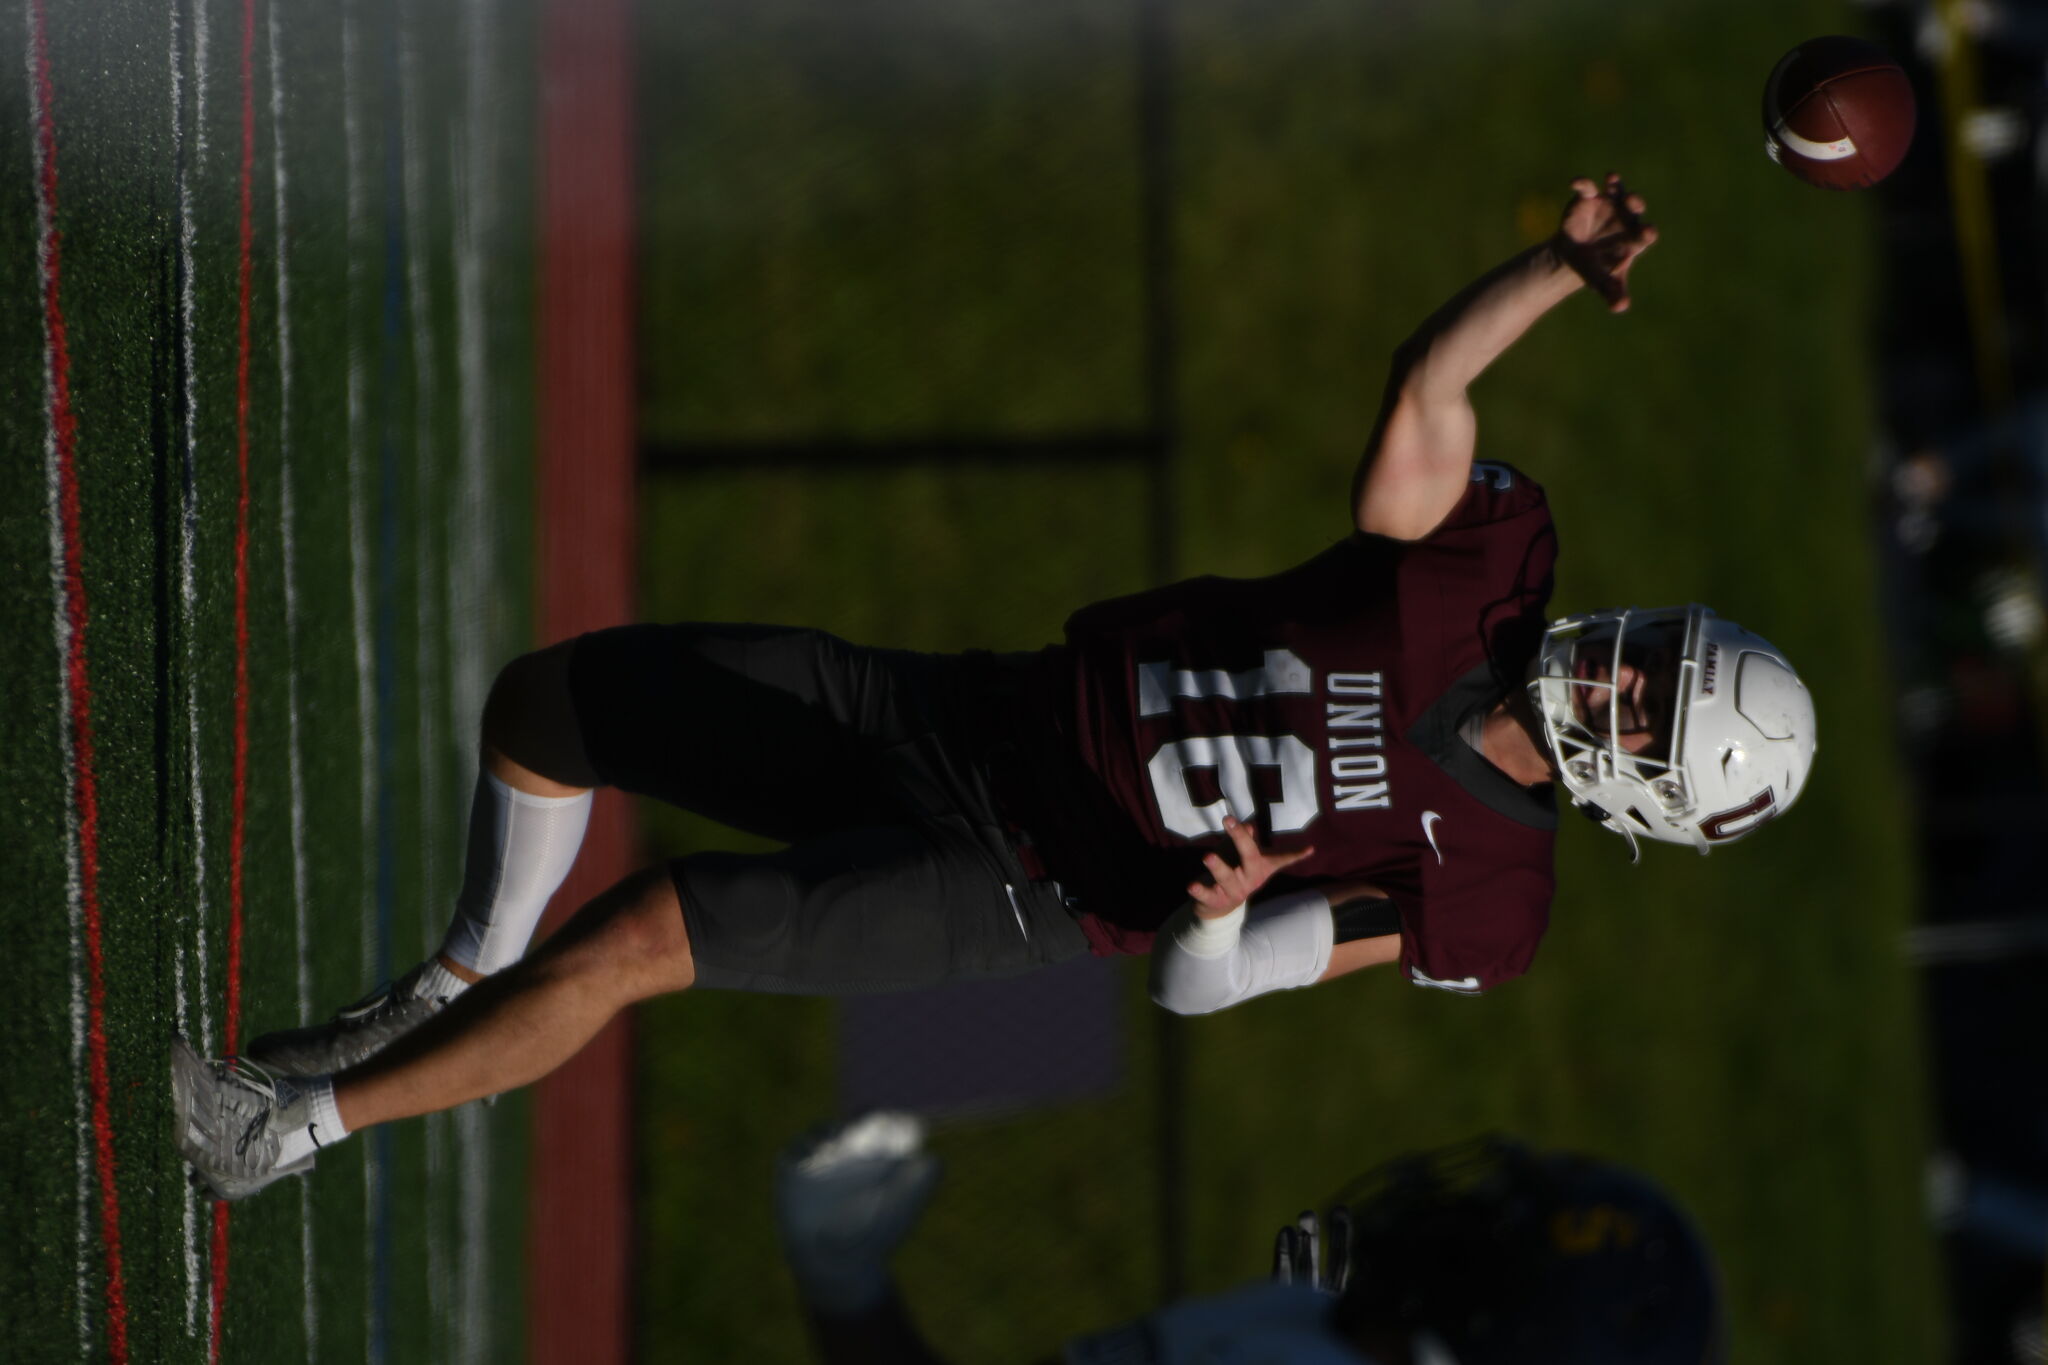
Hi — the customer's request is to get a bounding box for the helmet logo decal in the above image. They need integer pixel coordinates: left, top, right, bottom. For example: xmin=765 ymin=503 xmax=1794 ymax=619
xmin=1699 ymin=787 xmax=1777 ymax=842
xmin=1700 ymin=642 xmax=1720 ymax=696
xmin=1551 ymin=1204 xmax=1640 ymax=1254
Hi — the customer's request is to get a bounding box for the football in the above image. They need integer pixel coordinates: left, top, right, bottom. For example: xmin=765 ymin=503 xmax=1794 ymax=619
xmin=1762 ymin=35 xmax=1917 ymax=189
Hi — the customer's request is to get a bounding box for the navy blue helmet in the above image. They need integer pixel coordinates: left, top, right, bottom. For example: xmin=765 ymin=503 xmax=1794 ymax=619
xmin=1275 ymin=1136 xmax=1723 ymax=1365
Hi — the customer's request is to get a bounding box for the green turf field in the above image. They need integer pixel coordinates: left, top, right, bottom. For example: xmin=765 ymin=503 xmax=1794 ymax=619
xmin=1 ymin=1 xmax=536 ymax=1359
xmin=634 ymin=0 xmax=1942 ymax=1360
xmin=1 ymin=0 xmax=1944 ymax=1361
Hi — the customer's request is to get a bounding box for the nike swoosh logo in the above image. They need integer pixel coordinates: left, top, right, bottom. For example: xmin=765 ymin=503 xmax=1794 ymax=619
xmin=1420 ymin=810 xmax=1444 ymax=864
xmin=1409 ymin=968 xmax=1481 ymax=994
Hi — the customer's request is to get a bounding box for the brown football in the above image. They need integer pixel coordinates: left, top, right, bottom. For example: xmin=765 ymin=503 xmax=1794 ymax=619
xmin=1762 ymin=35 xmax=1917 ymax=190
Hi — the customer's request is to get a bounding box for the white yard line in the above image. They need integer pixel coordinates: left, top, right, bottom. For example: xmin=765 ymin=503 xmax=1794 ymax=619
xmin=26 ymin=4 xmax=90 ymax=1352
xmin=399 ymin=0 xmax=440 ymax=971
xmin=455 ymin=1105 xmax=490 ymax=1365
xmin=451 ymin=0 xmax=496 ymax=740
xmin=168 ymin=0 xmax=210 ymax=1339
xmin=341 ymin=5 xmax=383 ymax=1360
xmin=174 ymin=0 xmax=213 ymax=1067
xmin=175 ymin=953 xmax=198 ymax=1348
xmin=191 ymin=0 xmax=207 ymax=160
xmin=268 ymin=0 xmax=308 ymax=1106
xmin=450 ymin=2 xmax=499 ymax=1355
xmin=341 ymin=0 xmax=375 ymax=1032
xmin=396 ymin=11 xmax=451 ymax=1341
xmin=266 ymin=3 xmax=320 ymax=1357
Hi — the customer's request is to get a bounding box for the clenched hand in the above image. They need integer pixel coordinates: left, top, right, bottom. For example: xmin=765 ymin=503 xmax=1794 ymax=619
xmin=1553 ymin=172 xmax=1658 ymax=313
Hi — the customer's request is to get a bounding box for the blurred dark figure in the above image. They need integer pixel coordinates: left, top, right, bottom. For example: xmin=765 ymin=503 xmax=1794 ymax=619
xmin=775 ymin=1116 xmax=1723 ymax=1365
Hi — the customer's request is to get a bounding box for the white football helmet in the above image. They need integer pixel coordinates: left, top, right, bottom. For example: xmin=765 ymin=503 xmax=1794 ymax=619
xmin=1528 ymin=605 xmax=1815 ymax=857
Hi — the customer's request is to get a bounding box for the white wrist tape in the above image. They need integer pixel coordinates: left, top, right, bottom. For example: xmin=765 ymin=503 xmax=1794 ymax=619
xmin=1150 ymin=889 xmax=1334 ymax=1016
xmin=1175 ymin=901 xmax=1246 ymax=958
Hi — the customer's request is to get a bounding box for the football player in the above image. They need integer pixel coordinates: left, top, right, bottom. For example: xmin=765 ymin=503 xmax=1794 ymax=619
xmin=773 ymin=1112 xmax=1725 ymax=1365
xmin=172 ymin=173 xmax=1815 ymax=1199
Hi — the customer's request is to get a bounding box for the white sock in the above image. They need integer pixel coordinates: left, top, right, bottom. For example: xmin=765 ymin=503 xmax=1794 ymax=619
xmin=410 ymin=956 xmax=470 ymax=1006
xmin=278 ymin=1075 xmax=350 ymax=1167
xmin=438 ymin=771 xmax=593 ymax=976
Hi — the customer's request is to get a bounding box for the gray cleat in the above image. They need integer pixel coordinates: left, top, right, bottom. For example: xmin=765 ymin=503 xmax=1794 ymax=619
xmin=170 ymin=1037 xmax=322 ymax=1202
xmin=245 ymin=962 xmax=452 ymax=1077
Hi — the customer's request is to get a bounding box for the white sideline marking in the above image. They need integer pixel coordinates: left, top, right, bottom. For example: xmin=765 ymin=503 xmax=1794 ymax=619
xmin=266 ymin=3 xmax=320 ymax=1356
xmin=173 ymin=0 xmax=214 ymax=1067
xmin=451 ymin=2 xmax=500 ymax=1353
xmin=396 ymin=13 xmax=453 ymax=1339
xmin=340 ymin=5 xmax=384 ymax=1359
xmin=342 ymin=0 xmax=375 ymax=1050
xmin=169 ymin=0 xmax=211 ymax=1332
xmin=455 ymin=1104 xmax=490 ymax=1364
xmin=452 ymin=3 xmax=496 ymax=762
xmin=191 ymin=0 xmax=208 ymax=160
xmin=26 ymin=3 xmax=90 ymax=1352
xmin=174 ymin=949 xmax=197 ymax=1345
xmin=398 ymin=0 xmax=440 ymax=982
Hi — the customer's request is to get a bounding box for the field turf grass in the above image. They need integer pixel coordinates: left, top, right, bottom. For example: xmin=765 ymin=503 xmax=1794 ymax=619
xmin=634 ymin=0 xmax=1942 ymax=1361
xmin=1 ymin=1 xmax=537 ymax=1360
xmin=0 ymin=0 xmax=1943 ymax=1362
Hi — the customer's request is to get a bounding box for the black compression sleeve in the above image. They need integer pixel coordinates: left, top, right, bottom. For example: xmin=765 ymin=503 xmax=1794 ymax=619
xmin=1330 ymin=896 xmax=1400 ymax=944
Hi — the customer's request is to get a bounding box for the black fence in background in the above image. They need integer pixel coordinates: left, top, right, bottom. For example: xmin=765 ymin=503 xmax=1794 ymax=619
xmin=1864 ymin=4 xmax=2048 ymax=1362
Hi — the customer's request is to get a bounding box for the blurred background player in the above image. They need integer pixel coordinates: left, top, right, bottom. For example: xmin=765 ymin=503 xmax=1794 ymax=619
xmin=773 ymin=1112 xmax=1724 ymax=1365
xmin=173 ymin=173 xmax=1815 ymax=1202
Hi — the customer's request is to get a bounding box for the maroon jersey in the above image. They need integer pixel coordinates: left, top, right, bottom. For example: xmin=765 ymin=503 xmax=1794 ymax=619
xmin=1007 ymin=462 xmax=1560 ymax=994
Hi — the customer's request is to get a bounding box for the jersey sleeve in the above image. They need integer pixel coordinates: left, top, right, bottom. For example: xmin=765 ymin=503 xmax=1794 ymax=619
xmin=1429 ymin=460 xmax=1551 ymax=534
xmin=1388 ymin=461 xmax=1558 ymax=691
xmin=1392 ymin=863 xmax=1548 ymax=994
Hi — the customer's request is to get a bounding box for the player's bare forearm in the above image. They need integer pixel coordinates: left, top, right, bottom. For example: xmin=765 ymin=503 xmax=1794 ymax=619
xmin=1350 ymin=245 xmax=1579 ymax=538
xmin=1351 ymin=175 xmax=1654 ymax=540
xmin=1397 ymin=173 xmax=1655 ymax=400
xmin=1392 ymin=242 xmax=1584 ymax=404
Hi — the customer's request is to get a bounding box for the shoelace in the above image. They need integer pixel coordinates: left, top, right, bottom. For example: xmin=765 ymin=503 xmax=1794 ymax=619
xmin=220 ymin=1056 xmax=292 ymax=1158
xmin=333 ymin=976 xmax=450 ymax=1026
xmin=235 ymin=1107 xmax=271 ymax=1158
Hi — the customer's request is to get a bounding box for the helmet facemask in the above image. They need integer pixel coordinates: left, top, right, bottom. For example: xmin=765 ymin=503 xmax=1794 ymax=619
xmin=1529 ymin=604 xmax=1816 ymax=857
xmin=1528 ymin=606 xmax=1707 ymax=857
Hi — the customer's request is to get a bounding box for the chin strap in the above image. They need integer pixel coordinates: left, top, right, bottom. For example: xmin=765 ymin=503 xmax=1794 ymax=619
xmin=1578 ymin=801 xmax=1643 ymax=864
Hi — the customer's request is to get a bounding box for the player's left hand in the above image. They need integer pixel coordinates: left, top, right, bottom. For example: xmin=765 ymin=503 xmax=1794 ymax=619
xmin=1189 ymin=816 xmax=1314 ymax=918
xmin=1553 ymin=172 xmax=1658 ymax=313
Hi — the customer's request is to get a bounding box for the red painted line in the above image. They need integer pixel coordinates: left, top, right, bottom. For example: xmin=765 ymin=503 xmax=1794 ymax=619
xmin=209 ymin=0 xmax=259 ymax=1355
xmin=533 ymin=0 xmax=635 ymax=1359
xmin=30 ymin=1 xmax=130 ymax=1359
xmin=208 ymin=1204 xmax=230 ymax=1361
